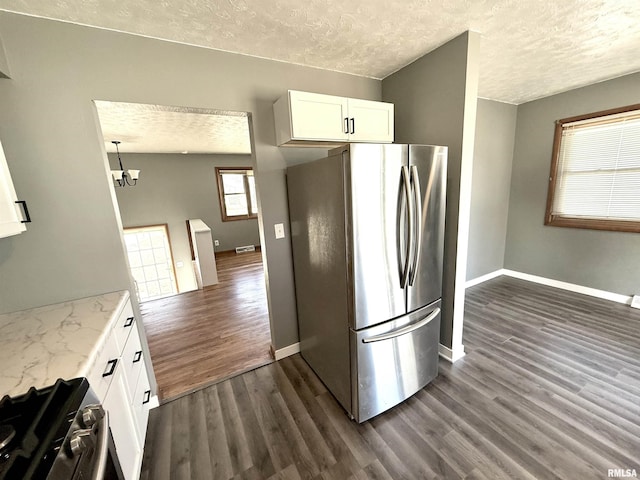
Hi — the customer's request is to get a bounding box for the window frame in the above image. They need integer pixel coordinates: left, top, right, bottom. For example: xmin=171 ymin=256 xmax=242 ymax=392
xmin=544 ymin=103 xmax=640 ymax=233
xmin=215 ymin=166 xmax=258 ymax=222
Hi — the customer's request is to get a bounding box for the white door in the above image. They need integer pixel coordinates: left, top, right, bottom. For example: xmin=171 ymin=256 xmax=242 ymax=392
xmin=347 ymin=98 xmax=394 ymax=143
xmin=124 ymin=225 xmax=178 ymax=301
xmin=289 ymin=90 xmax=349 ymax=142
xmin=0 ymin=140 xmax=27 ymax=238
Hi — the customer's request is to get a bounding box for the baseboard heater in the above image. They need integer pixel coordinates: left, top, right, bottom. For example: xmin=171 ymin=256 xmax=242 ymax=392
xmin=235 ymin=245 xmax=256 ymax=253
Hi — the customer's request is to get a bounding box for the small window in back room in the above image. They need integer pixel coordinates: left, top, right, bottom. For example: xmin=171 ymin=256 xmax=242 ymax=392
xmin=545 ymin=103 xmax=640 ymax=233
xmin=216 ymin=167 xmax=258 ymax=221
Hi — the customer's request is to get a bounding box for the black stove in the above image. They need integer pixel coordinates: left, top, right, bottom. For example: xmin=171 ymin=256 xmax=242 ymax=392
xmin=0 ymin=378 xmax=121 ymax=480
xmin=0 ymin=378 xmax=88 ymax=479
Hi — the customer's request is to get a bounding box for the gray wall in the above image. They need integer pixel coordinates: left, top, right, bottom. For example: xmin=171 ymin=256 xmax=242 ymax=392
xmin=466 ymin=99 xmax=517 ymax=280
xmin=505 ymin=71 xmax=640 ymax=296
xmin=0 ymin=12 xmax=380 ymax=351
xmin=111 ymin=153 xmax=261 ymax=293
xmin=382 ymin=31 xmax=480 ymax=350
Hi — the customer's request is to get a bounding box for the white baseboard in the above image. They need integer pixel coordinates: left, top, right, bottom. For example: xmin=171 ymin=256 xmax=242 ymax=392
xmin=439 ymin=343 xmax=466 ymax=363
xmin=465 ymin=269 xmax=505 ymax=288
xmin=465 ymin=268 xmax=631 ymax=306
xmin=148 ymin=395 xmax=160 ymax=409
xmin=273 ymin=342 xmax=300 ymax=360
xmin=502 ymin=269 xmax=632 ymax=305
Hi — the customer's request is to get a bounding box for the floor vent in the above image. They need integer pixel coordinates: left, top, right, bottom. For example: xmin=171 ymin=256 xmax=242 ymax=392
xmin=235 ymin=245 xmax=256 ymax=253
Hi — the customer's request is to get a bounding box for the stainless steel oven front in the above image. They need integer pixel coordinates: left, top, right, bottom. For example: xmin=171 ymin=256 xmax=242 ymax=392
xmin=0 ymin=378 xmax=124 ymax=480
xmin=47 ymin=389 xmax=124 ymax=480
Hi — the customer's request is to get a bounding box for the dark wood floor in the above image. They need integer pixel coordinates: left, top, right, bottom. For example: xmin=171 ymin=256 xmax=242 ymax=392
xmin=140 ymin=250 xmax=272 ymax=401
xmin=140 ymin=276 xmax=640 ymax=479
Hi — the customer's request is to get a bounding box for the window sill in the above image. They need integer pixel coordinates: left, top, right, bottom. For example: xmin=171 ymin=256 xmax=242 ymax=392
xmin=545 ymin=215 xmax=640 ymax=233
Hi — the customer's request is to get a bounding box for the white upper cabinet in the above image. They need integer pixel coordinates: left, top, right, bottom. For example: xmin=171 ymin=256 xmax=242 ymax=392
xmin=274 ymin=90 xmax=394 ymax=146
xmin=0 ymin=140 xmax=28 ymax=238
xmin=287 ymin=91 xmax=349 ymax=142
xmin=346 ymin=98 xmax=394 ymax=143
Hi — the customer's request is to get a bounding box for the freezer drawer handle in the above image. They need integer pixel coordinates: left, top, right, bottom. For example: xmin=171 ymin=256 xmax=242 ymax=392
xmin=362 ymin=307 xmax=440 ymax=343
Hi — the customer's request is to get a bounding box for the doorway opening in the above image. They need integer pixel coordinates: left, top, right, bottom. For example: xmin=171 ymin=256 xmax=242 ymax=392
xmin=95 ymin=100 xmax=273 ymax=401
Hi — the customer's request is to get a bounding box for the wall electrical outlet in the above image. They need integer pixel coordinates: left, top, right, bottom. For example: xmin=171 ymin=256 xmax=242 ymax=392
xmin=274 ymin=223 xmax=285 ymax=239
xmin=176 ymin=261 xmax=184 ymax=268
xmin=214 ymin=240 xmax=220 ymax=246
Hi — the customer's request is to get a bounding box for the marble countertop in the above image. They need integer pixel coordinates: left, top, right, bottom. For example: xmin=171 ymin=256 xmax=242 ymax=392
xmin=0 ymin=290 xmax=129 ymax=398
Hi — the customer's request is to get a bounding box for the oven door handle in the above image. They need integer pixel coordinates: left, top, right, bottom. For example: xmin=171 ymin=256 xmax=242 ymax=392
xmin=91 ymin=410 xmax=110 ymax=480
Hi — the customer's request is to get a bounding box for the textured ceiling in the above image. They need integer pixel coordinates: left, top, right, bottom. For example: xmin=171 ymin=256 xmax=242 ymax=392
xmin=1 ymin=0 xmax=639 ymax=104
xmin=95 ymin=101 xmax=252 ymax=155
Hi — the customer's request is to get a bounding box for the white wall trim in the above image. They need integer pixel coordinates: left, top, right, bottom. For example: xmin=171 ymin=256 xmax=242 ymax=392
xmin=148 ymin=395 xmax=160 ymax=409
xmin=465 ymin=268 xmax=631 ymax=305
xmin=273 ymin=342 xmax=300 ymax=361
xmin=502 ymin=269 xmax=632 ymax=305
xmin=439 ymin=343 xmax=466 ymax=363
xmin=465 ymin=269 xmax=506 ymax=288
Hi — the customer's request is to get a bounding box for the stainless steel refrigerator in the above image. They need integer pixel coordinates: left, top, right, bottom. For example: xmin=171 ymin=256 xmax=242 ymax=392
xmin=287 ymin=143 xmax=447 ymax=422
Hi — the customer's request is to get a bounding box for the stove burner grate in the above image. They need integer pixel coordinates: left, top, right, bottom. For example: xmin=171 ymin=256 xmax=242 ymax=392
xmin=0 ymin=378 xmax=88 ymax=480
xmin=0 ymin=425 xmax=15 ymax=451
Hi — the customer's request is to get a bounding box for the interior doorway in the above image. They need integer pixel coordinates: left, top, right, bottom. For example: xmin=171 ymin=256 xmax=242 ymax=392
xmin=95 ymin=100 xmax=273 ymax=401
xmin=140 ymin=248 xmax=271 ymax=399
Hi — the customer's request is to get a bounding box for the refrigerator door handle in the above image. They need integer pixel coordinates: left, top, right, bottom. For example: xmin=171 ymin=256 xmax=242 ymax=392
xmin=400 ymin=166 xmax=413 ymax=288
xmin=408 ymin=165 xmax=422 ymax=286
xmin=362 ymin=307 xmax=441 ymax=343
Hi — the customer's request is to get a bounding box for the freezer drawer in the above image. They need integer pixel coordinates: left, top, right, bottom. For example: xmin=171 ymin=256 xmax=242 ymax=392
xmin=350 ymin=301 xmax=440 ymax=423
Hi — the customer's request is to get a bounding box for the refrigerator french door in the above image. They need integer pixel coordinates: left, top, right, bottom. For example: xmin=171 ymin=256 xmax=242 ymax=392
xmin=287 ymin=143 xmax=447 ymax=422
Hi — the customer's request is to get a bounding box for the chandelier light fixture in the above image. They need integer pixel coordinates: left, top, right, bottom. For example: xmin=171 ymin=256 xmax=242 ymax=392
xmin=110 ymin=141 xmax=140 ymax=187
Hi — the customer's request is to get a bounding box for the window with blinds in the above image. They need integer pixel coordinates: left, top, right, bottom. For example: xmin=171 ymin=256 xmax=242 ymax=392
xmin=215 ymin=167 xmax=258 ymax=221
xmin=545 ymin=104 xmax=640 ymax=233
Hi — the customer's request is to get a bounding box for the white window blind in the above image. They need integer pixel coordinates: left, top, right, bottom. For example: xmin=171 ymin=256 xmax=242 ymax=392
xmin=553 ymin=109 xmax=640 ymax=222
xmin=216 ymin=167 xmax=258 ymax=221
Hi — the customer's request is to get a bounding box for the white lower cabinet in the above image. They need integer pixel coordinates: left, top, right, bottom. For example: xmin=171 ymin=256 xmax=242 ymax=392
xmin=87 ymin=294 xmax=153 ymax=480
xmin=132 ymin=367 xmax=151 ymax=442
xmin=103 ymin=361 xmax=143 ymax=480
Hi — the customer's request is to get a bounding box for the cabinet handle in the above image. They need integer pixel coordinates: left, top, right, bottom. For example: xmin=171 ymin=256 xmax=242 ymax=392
xmin=124 ymin=316 xmax=134 ymax=327
xmin=350 ymin=118 xmax=355 ymax=134
xmin=15 ymin=200 xmax=31 ymax=223
xmin=133 ymin=351 xmax=143 ymax=363
xmin=344 ymin=117 xmax=349 ymax=134
xmin=102 ymin=359 xmax=118 ymax=377
xmin=143 ymin=390 xmax=151 ymax=404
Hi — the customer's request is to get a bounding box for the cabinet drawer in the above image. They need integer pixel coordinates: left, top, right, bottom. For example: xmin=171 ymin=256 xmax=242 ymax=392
xmin=132 ymin=368 xmax=151 ymax=446
xmin=113 ymin=300 xmax=136 ymax=352
xmin=86 ymin=330 xmax=120 ymax=401
xmin=122 ymin=325 xmax=144 ymax=398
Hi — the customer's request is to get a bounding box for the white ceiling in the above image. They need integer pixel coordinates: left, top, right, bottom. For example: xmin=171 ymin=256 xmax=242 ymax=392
xmin=95 ymin=101 xmax=252 ymax=155
xmin=1 ymin=0 xmax=639 ymax=105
